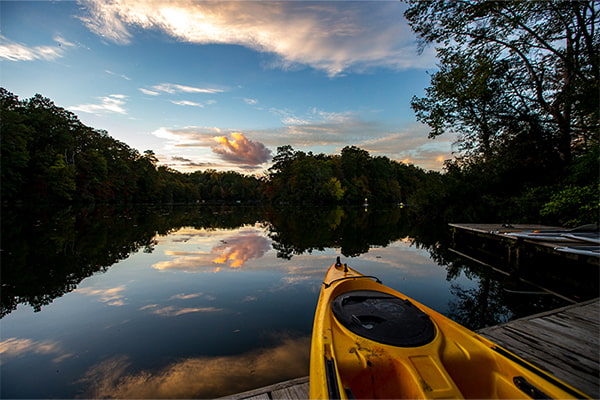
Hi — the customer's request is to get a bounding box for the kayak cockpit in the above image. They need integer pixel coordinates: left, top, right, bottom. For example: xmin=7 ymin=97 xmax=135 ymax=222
xmin=331 ymin=290 xmax=435 ymax=347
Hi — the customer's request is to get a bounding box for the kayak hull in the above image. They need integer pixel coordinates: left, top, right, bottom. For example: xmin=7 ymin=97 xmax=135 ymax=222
xmin=309 ymin=259 xmax=589 ymax=399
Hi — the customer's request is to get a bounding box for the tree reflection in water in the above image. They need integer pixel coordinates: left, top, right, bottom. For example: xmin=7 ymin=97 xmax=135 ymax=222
xmin=1 ymin=204 xmax=578 ymax=327
xmin=2 ymin=204 xmax=587 ymax=398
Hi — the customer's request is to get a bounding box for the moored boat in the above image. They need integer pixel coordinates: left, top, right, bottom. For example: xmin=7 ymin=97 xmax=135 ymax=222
xmin=309 ymin=258 xmax=590 ymax=399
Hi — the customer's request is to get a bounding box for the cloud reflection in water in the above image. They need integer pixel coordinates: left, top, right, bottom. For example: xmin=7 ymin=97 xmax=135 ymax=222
xmin=78 ymin=335 xmax=310 ymax=399
xmin=153 ymin=228 xmax=272 ymax=272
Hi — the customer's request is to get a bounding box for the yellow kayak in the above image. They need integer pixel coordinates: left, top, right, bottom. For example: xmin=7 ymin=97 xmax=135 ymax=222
xmin=309 ymin=258 xmax=589 ymax=399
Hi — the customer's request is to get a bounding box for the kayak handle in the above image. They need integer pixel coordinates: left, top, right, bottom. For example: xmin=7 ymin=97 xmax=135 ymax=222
xmin=323 ymin=275 xmax=382 ymax=289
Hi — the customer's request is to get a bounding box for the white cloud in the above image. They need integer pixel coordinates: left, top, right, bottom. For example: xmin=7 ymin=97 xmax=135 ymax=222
xmin=70 ymin=94 xmax=128 ymax=115
xmin=79 ymin=1 xmax=435 ymax=76
xmin=0 ymin=35 xmax=66 ymax=61
xmin=139 ymin=88 xmax=160 ymax=96
xmin=53 ymin=35 xmax=76 ymax=48
xmin=171 ymin=100 xmax=205 ymax=108
xmin=150 ymin=83 xmax=224 ymax=95
xmin=151 ymin=126 xmax=222 ymax=147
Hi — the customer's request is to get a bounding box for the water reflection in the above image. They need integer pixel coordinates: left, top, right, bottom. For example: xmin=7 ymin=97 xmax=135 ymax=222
xmin=77 ymin=335 xmax=310 ymax=399
xmin=1 ymin=204 xmax=590 ymax=398
xmin=1 ymin=205 xmax=584 ymax=323
xmin=152 ymin=227 xmax=272 ymax=272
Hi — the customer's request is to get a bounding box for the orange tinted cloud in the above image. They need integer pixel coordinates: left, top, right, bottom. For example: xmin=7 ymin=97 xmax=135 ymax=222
xmin=78 ymin=336 xmax=310 ymax=398
xmin=212 ymin=132 xmax=271 ymax=165
xmin=212 ymin=233 xmax=271 ymax=268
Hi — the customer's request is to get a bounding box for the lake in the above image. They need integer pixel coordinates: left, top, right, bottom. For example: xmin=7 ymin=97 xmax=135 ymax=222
xmin=0 ymin=205 xmax=577 ymax=398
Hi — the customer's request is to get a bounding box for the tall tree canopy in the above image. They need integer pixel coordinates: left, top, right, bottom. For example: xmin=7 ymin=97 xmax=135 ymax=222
xmin=405 ymin=1 xmax=599 ymax=170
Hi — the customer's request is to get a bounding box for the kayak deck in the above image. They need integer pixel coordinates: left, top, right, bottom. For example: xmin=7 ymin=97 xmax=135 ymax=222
xmin=309 ymin=259 xmax=591 ymax=399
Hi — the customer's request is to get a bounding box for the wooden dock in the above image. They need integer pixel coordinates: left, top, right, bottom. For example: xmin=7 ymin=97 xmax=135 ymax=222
xmin=478 ymin=297 xmax=599 ymax=398
xmin=449 ymin=223 xmax=599 ymax=302
xmin=221 ymin=299 xmax=599 ymax=399
xmin=448 ymin=223 xmax=599 ymax=267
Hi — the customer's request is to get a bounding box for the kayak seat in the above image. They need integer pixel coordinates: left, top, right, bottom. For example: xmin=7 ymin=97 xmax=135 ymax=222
xmin=331 ymin=290 xmax=435 ymax=347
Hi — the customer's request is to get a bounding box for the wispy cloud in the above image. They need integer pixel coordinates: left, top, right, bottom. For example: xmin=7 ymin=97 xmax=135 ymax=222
xmin=79 ymin=1 xmax=435 ymax=76
xmin=0 ymin=338 xmax=73 ymax=365
xmin=0 ymin=35 xmax=70 ymax=62
xmin=169 ymin=293 xmax=204 ymax=300
xmin=170 ymin=100 xmax=205 ymax=108
xmin=152 ymin=112 xmax=451 ymax=171
xmin=147 ymin=83 xmax=224 ymax=95
xmin=139 ymin=304 xmax=223 ymax=317
xmin=105 ymin=69 xmax=131 ymax=80
xmin=70 ymin=94 xmax=128 ymax=115
xmin=139 ymin=88 xmax=160 ymax=96
xmin=212 ymin=133 xmax=271 ymax=166
xmin=76 ymin=285 xmax=128 ymax=306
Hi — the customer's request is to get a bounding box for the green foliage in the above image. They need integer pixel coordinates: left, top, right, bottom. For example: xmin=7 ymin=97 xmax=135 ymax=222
xmin=266 ymin=145 xmax=426 ymax=205
xmin=406 ymin=0 xmax=599 ymax=174
xmin=540 ymin=184 xmax=600 ymax=227
xmin=402 ymin=1 xmax=600 ymax=225
xmin=0 ymin=89 xmax=264 ymax=205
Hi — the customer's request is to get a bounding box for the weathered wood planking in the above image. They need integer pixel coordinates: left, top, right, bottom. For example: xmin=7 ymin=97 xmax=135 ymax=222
xmin=223 ymin=299 xmax=599 ymax=400
xmin=477 ymin=298 xmax=600 ymax=398
xmin=219 ymin=376 xmax=309 ymax=400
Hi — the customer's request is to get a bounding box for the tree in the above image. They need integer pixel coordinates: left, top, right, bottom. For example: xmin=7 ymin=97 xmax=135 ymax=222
xmin=405 ymin=1 xmax=599 ymax=169
xmin=0 ymin=89 xmax=31 ymax=199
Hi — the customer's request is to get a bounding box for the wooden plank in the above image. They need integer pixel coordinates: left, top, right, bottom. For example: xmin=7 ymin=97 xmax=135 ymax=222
xmin=478 ymin=299 xmax=600 ymax=398
xmin=479 ymin=327 xmax=596 ymax=396
xmin=271 ymin=382 xmax=310 ymax=399
xmin=242 ymin=394 xmax=270 ymax=400
xmin=218 ymin=377 xmax=309 ymax=400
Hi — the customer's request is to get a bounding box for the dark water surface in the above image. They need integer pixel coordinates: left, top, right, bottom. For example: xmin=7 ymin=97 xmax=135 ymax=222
xmin=1 ymin=205 xmax=575 ymax=398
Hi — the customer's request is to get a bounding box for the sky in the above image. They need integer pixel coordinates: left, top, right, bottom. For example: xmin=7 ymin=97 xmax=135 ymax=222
xmin=1 ymin=0 xmax=455 ymax=174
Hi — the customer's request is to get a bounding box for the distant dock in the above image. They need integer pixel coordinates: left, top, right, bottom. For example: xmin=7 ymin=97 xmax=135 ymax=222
xmin=448 ymin=223 xmax=599 ymax=267
xmin=221 ymin=299 xmax=599 ymax=399
xmin=449 ymin=223 xmax=599 ymax=302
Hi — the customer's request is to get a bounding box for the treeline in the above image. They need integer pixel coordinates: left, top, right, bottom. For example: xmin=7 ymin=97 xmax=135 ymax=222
xmin=265 ymin=145 xmax=424 ymax=204
xmin=1 ymin=88 xmax=423 ymax=206
xmin=2 ymin=87 xmax=597 ymax=226
xmin=1 ymin=89 xmax=264 ymax=204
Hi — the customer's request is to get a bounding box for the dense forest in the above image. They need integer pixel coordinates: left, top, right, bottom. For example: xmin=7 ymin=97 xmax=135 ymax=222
xmin=1 ymin=2 xmax=598 ymax=225
xmin=0 ymin=88 xmax=424 ymax=206
xmin=1 ymin=85 xmax=596 ymax=226
xmin=0 ymin=89 xmax=265 ymax=204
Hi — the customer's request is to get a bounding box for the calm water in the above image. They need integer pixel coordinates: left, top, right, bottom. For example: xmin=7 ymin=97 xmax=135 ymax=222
xmin=1 ymin=205 xmax=573 ymax=398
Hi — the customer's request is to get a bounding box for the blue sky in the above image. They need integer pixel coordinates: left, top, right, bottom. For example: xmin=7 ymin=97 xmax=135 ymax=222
xmin=1 ymin=0 xmax=455 ymax=173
